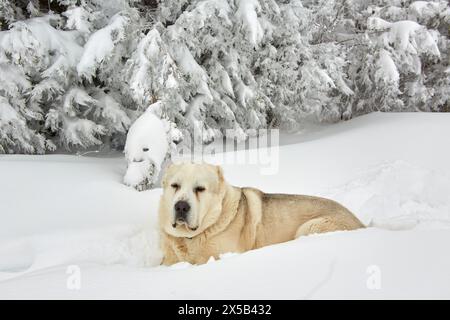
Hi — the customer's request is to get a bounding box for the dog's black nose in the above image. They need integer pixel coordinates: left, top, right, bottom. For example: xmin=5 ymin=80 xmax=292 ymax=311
xmin=174 ymin=200 xmax=190 ymax=221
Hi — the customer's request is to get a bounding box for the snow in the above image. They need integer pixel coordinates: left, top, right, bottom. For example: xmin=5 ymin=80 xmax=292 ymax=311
xmin=0 ymin=63 xmax=30 ymax=92
xmin=60 ymin=117 xmax=106 ymax=149
xmin=0 ymin=16 xmax=83 ymax=68
xmin=123 ymin=105 xmax=169 ymax=190
xmin=93 ymin=92 xmax=131 ymax=134
xmin=408 ymin=1 xmax=446 ymax=22
xmin=169 ymin=42 xmax=212 ymax=100
xmin=182 ymin=0 xmax=233 ymax=29
xmin=77 ymin=14 xmax=129 ymax=80
xmin=376 ymin=49 xmax=399 ymax=84
xmin=1 ymin=113 xmax=450 ymax=299
xmin=63 ymin=6 xmax=92 ymax=34
xmin=3 ymin=1 xmax=449 ymax=157
xmin=235 ymin=81 xmax=255 ymax=108
xmin=220 ymin=69 xmax=235 ymax=97
xmin=235 ymin=0 xmax=264 ymax=46
xmin=367 ymin=16 xmax=393 ymax=30
xmin=368 ymin=17 xmax=440 ymax=56
xmin=0 ymin=97 xmax=21 ymax=123
xmin=128 ymin=29 xmax=164 ymax=104
xmin=326 ymin=161 xmax=450 ymax=230
xmin=63 ymin=87 xmax=97 ymax=117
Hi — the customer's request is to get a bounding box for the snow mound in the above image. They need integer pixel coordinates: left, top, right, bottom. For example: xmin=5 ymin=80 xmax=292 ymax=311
xmin=0 ymin=226 xmax=161 ymax=281
xmin=124 ymin=105 xmax=169 ymax=191
xmin=325 ymin=160 xmax=450 ymax=230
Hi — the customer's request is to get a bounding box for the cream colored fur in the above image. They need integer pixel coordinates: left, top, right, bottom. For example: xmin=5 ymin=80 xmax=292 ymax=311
xmin=158 ymin=163 xmax=364 ymax=265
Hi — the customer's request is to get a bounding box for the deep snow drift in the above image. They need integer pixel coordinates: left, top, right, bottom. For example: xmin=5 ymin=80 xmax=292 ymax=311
xmin=0 ymin=113 xmax=449 ymax=299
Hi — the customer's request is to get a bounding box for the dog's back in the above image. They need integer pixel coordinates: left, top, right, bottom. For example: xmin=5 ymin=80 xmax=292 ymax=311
xmin=241 ymin=188 xmax=365 ymax=248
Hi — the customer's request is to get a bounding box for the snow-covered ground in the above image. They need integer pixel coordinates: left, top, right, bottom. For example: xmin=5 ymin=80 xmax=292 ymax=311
xmin=0 ymin=112 xmax=449 ymax=299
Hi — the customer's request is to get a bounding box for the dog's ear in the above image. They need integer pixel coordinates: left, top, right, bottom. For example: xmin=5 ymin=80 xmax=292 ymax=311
xmin=216 ymin=165 xmax=224 ymax=184
xmin=162 ymin=163 xmax=174 ymax=188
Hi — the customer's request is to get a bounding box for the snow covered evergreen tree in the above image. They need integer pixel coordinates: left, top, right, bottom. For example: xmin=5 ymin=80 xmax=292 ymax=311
xmin=0 ymin=0 xmax=138 ymax=153
xmin=1 ymin=0 xmax=449 ymax=158
xmin=339 ymin=0 xmax=449 ymax=115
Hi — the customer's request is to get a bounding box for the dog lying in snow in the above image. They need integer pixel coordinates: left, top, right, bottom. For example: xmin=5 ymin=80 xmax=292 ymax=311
xmin=158 ymin=162 xmax=364 ymax=265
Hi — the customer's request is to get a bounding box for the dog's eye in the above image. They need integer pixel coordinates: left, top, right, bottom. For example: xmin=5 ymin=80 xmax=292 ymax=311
xmin=194 ymin=186 xmax=205 ymax=193
xmin=171 ymin=183 xmax=180 ymax=190
xmin=142 ymin=148 xmax=149 ymax=152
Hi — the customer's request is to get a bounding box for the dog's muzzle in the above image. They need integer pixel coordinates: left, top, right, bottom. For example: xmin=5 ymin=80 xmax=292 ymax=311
xmin=172 ymin=200 xmax=198 ymax=232
xmin=174 ymin=200 xmax=190 ymax=223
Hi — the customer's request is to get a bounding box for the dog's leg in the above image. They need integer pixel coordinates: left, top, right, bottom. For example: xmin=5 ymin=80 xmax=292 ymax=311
xmin=161 ymin=239 xmax=180 ymax=266
xmin=162 ymin=249 xmax=181 ymax=265
xmin=295 ymin=215 xmax=363 ymax=238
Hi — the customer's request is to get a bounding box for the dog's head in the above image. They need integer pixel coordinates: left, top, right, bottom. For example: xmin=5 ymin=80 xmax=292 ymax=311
xmin=159 ymin=162 xmax=227 ymax=238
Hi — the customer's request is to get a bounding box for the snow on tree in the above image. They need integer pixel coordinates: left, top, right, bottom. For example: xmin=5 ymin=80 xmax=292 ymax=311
xmin=125 ymin=0 xmax=357 ymax=143
xmin=0 ymin=73 xmax=51 ymax=154
xmin=0 ymin=0 xmax=25 ymax=29
xmin=124 ymin=25 xmax=188 ymax=142
xmin=77 ymin=13 xmax=131 ymax=80
xmin=365 ymin=16 xmax=440 ymax=111
xmin=0 ymin=0 xmax=449 ymax=165
xmin=336 ymin=0 xmax=449 ymax=115
xmin=63 ymin=5 xmax=92 ymax=35
xmin=0 ymin=1 xmax=138 ymax=153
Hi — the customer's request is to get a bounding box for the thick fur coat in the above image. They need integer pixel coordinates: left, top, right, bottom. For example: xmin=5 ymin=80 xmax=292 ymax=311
xmin=159 ymin=163 xmax=364 ymax=265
